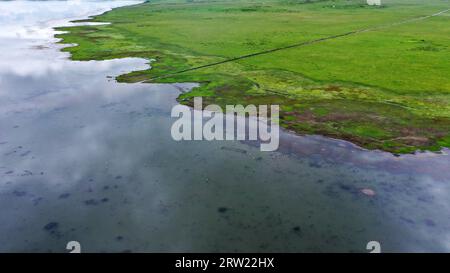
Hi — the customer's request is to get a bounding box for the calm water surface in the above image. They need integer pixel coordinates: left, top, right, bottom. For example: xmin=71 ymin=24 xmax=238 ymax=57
xmin=1 ymin=0 xmax=450 ymax=252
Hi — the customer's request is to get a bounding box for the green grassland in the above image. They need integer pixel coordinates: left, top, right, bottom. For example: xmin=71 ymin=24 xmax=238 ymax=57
xmin=56 ymin=0 xmax=450 ymax=153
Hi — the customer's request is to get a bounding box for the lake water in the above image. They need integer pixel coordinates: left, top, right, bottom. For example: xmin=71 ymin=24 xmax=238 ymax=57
xmin=1 ymin=0 xmax=450 ymax=253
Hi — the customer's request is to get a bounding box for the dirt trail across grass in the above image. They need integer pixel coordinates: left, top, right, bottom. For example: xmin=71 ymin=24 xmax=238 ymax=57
xmin=147 ymin=8 xmax=450 ymax=82
xmin=57 ymin=1 xmax=450 ymax=153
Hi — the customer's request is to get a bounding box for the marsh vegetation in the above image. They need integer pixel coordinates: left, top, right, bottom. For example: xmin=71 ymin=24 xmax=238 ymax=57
xmin=56 ymin=0 xmax=450 ymax=153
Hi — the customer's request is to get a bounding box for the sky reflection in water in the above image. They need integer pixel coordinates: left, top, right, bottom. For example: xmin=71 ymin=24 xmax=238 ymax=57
xmin=0 ymin=1 xmax=450 ymax=252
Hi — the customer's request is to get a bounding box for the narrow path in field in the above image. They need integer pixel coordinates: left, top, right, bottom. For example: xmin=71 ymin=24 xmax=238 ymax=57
xmin=147 ymin=8 xmax=449 ymax=81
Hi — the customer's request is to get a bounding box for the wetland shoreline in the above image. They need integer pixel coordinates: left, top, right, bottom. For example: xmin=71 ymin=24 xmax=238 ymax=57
xmin=1 ymin=0 xmax=450 ymax=252
xmin=56 ymin=0 xmax=450 ymax=154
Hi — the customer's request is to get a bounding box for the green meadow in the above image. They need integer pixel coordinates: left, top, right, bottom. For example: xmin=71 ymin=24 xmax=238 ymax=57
xmin=56 ymin=0 xmax=450 ymax=153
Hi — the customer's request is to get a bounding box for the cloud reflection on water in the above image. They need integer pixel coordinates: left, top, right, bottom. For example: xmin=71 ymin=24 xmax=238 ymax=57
xmin=0 ymin=0 xmax=450 ymax=252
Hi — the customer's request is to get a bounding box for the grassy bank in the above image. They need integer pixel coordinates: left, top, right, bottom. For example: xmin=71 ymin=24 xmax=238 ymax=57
xmin=56 ymin=0 xmax=450 ymax=153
